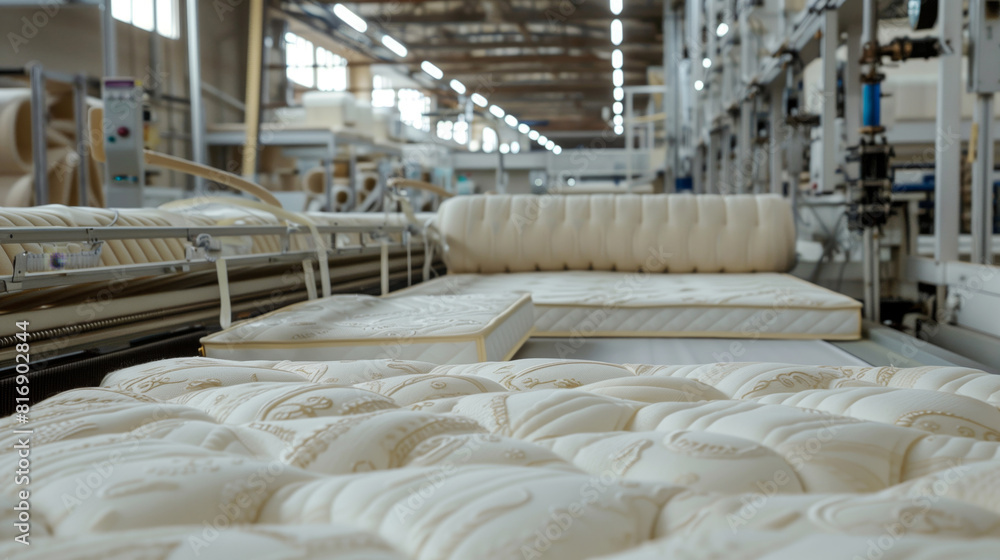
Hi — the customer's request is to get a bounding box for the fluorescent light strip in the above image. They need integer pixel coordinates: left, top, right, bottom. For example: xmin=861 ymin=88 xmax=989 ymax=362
xmin=449 ymin=79 xmax=466 ymax=94
xmin=381 ymin=35 xmax=407 ymax=57
xmin=504 ymin=114 xmax=518 ymax=127
xmin=421 ymin=61 xmax=443 ymax=80
xmin=489 ymin=105 xmax=505 ymax=118
xmin=612 ymin=49 xmax=623 ymax=69
xmin=613 ymin=101 xmax=623 ymax=115
xmin=537 ymin=135 xmax=548 ymax=145
xmin=471 ymin=93 xmax=488 ymax=107
xmin=610 ymin=0 xmax=623 ymax=16
xmin=614 ymin=87 xmax=624 ymax=101
xmin=613 ymin=68 xmax=624 ymax=87
xmin=610 ymin=19 xmax=623 ymax=45
xmin=333 ymin=4 xmax=367 ymax=33
xmin=528 ymin=130 xmax=540 ymax=140
xmin=545 ymin=140 xmax=555 ymax=150
xmin=553 ymin=145 xmax=562 ymax=155
xmin=518 ymin=123 xmax=530 ymax=134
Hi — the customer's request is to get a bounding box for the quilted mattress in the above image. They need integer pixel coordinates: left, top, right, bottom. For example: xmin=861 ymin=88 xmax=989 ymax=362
xmin=201 ymin=293 xmax=535 ymax=364
xmin=397 ymin=271 xmax=863 ymax=340
xmin=6 ymin=358 xmax=1000 ymax=559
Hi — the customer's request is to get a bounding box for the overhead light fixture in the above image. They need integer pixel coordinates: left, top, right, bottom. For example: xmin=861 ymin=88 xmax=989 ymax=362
xmin=716 ymin=22 xmax=729 ymax=37
xmin=538 ymin=135 xmax=548 ymax=145
xmin=381 ymin=35 xmax=407 ymax=57
xmin=333 ymin=4 xmax=368 ymax=33
xmin=702 ymin=57 xmax=712 ymax=69
xmin=421 ymin=61 xmax=443 ymax=80
xmin=614 ymin=124 xmax=624 ymax=135
xmin=694 ymin=80 xmax=704 ymax=91
xmin=610 ymin=19 xmax=623 ymax=46
xmin=612 ymin=49 xmax=623 ymax=69
xmin=489 ymin=105 xmax=505 ymax=118
xmin=545 ymin=140 xmax=555 ymax=150
xmin=499 ymin=143 xmax=510 ymax=154
xmin=529 ymin=130 xmax=540 ymax=140
xmin=613 ymin=101 xmax=623 ymax=114
xmin=471 ymin=93 xmax=488 ymax=107
xmin=613 ymin=115 xmax=624 ymax=126
xmin=505 ymin=114 xmax=518 ymax=127
xmin=449 ymin=79 xmax=466 ymax=94
xmin=518 ymin=123 xmax=530 ymax=134
xmin=553 ymin=145 xmax=562 ymax=155
xmin=612 ymin=69 xmax=624 ymax=87
xmin=613 ymin=87 xmax=624 ymax=101
xmin=610 ymin=0 xmax=623 ymax=16
xmin=511 ymin=142 xmax=521 ymax=154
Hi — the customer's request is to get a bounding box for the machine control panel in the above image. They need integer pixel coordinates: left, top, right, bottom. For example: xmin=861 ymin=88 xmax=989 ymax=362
xmin=102 ymin=78 xmax=146 ymax=206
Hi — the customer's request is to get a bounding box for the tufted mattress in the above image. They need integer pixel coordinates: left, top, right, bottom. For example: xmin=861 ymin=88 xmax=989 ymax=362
xmin=201 ymin=293 xmax=535 ymax=364
xmin=6 ymin=357 xmax=1000 ymax=558
xmin=395 ymin=271 xmax=863 ymax=340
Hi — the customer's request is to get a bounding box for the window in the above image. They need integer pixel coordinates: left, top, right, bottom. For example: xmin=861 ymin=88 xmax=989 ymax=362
xmin=436 ymin=120 xmax=454 ymax=141
xmin=285 ymin=34 xmax=349 ymax=91
xmin=398 ymin=88 xmax=430 ymax=131
xmin=285 ymin=32 xmax=315 ymax=88
xmin=482 ymin=127 xmax=498 ymax=153
xmin=316 ymin=47 xmax=348 ymax=92
xmin=372 ymin=75 xmax=395 ymax=108
xmin=453 ymin=120 xmax=469 ymax=145
xmin=112 ymin=0 xmax=179 ymax=39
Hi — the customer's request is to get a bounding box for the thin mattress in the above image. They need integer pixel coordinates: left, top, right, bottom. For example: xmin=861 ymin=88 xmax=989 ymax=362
xmin=396 ymin=271 xmax=863 ymax=340
xmin=201 ymin=293 xmax=535 ymax=364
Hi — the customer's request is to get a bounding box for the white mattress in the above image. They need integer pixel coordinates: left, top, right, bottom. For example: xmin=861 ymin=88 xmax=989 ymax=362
xmin=397 ymin=272 xmax=862 ymax=340
xmin=9 ymin=357 xmax=1000 ymax=558
xmin=201 ymin=293 xmax=535 ymax=364
xmin=515 ymin=337 xmax=870 ymax=366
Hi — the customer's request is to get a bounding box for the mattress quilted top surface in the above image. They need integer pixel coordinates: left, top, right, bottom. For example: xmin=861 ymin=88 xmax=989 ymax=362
xmin=5 ymin=357 xmax=1000 ymax=559
xmin=400 ymin=271 xmax=861 ymax=309
xmin=202 ymin=293 xmax=532 ymax=345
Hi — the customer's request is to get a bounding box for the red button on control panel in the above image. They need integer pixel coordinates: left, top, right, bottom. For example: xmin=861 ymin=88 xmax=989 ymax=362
xmin=117 ymin=126 xmax=130 ymax=138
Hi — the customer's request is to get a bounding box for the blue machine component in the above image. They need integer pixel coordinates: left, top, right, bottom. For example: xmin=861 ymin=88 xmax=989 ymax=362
xmin=863 ymin=83 xmax=881 ymax=127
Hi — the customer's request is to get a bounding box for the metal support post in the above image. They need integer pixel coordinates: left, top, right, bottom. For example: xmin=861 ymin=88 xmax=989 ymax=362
xmin=100 ymin=0 xmax=117 ymax=76
xmin=29 ymin=64 xmax=48 ymax=206
xmin=73 ymin=74 xmax=89 ymax=206
xmin=186 ymin=0 xmax=208 ymax=194
xmin=844 ymin=24 xmax=863 ymax=150
xmin=972 ymin=94 xmax=995 ymax=264
xmin=349 ymin=150 xmax=358 ymax=209
xmin=934 ymin=0 xmax=963 ymax=262
xmin=820 ymin=8 xmax=838 ymax=193
xmin=863 ymin=228 xmax=881 ymax=323
xmin=706 ymin=130 xmax=719 ymax=194
xmin=720 ymin=126 xmax=732 ymax=193
xmin=324 ymin=157 xmax=334 ymax=212
xmin=738 ymin=100 xmax=753 ymax=193
xmin=769 ymin=83 xmax=784 ymax=195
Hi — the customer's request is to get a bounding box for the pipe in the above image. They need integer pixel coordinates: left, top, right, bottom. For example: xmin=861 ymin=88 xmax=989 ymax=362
xmin=186 ymin=0 xmax=208 ymax=194
xmin=242 ymin=0 xmax=265 ymax=179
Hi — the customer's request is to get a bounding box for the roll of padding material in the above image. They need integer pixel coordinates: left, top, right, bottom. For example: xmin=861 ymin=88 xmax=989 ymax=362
xmin=303 ymin=166 xmax=352 ymax=211
xmin=0 ymin=89 xmax=33 ymax=175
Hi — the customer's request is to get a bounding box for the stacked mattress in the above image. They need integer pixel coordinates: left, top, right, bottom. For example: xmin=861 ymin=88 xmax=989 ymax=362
xmin=398 ymin=271 xmax=862 ymax=339
xmin=5 ymin=357 xmax=1000 ymax=558
xmin=419 ymin=193 xmax=863 ymax=340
